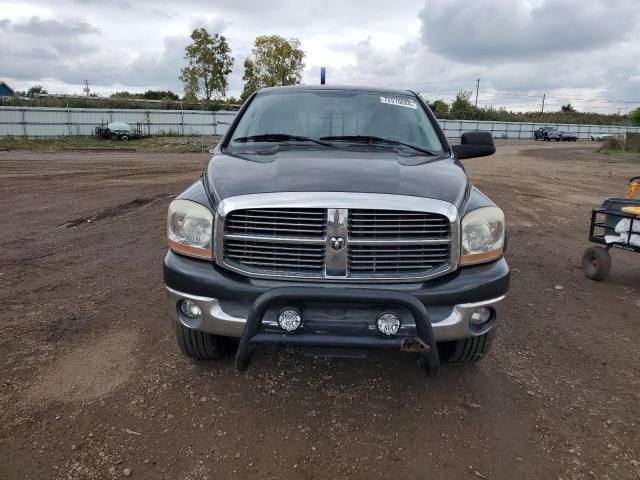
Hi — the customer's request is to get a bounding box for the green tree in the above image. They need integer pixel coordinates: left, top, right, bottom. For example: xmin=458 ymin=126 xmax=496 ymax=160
xmin=179 ymin=28 xmax=234 ymax=101
xmin=449 ymin=90 xmax=475 ymax=119
xmin=26 ymin=85 xmax=48 ymax=97
xmin=110 ymin=91 xmax=137 ymax=99
xmin=142 ymin=90 xmax=179 ymax=101
xmin=629 ymin=107 xmax=640 ymax=127
xmin=430 ymin=99 xmax=449 ymax=117
xmin=241 ymin=35 xmax=305 ymax=101
xmin=561 ymin=103 xmax=576 ymax=113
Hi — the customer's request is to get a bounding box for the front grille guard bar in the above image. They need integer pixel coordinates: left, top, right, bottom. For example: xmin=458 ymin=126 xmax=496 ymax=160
xmin=234 ymin=287 xmax=440 ymax=376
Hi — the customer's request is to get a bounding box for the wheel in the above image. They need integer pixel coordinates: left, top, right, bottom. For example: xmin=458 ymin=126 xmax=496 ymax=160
xmin=174 ymin=322 xmax=226 ymax=359
xmin=556 ymin=137 xmax=560 ymax=142
xmin=438 ymin=330 xmax=495 ymax=364
xmin=120 ymin=135 xmax=129 ymax=141
xmin=582 ymin=246 xmax=611 ymax=281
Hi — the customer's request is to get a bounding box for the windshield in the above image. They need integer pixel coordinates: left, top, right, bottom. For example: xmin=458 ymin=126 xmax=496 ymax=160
xmin=227 ymin=90 xmax=445 ymax=154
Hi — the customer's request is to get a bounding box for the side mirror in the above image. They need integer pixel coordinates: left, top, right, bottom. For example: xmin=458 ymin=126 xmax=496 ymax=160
xmin=452 ymin=131 xmax=496 ymax=159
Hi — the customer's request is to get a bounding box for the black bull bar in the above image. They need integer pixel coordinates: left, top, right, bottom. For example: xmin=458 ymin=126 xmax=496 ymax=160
xmin=234 ymin=287 xmax=440 ymax=376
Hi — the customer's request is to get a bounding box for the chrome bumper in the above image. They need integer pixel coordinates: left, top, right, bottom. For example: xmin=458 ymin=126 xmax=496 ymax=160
xmin=166 ymin=287 xmax=505 ymax=342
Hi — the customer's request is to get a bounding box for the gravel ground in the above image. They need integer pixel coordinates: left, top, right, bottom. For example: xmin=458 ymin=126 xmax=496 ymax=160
xmin=0 ymin=141 xmax=639 ymax=479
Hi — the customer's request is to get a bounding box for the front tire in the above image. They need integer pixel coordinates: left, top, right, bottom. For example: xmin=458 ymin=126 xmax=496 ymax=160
xmin=438 ymin=330 xmax=495 ymax=364
xmin=175 ymin=322 xmax=226 ymax=359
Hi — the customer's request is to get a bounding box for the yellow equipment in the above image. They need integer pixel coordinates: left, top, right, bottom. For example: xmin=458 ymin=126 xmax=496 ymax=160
xmin=626 ymin=177 xmax=639 ymax=199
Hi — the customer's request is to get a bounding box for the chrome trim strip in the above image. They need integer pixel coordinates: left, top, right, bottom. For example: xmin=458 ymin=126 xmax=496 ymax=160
xmin=348 ymin=238 xmax=452 ymax=245
xmin=457 ymin=295 xmax=506 ymax=309
xmin=325 ymin=208 xmax=348 ymax=277
xmin=216 ymin=192 xmax=458 ymax=220
xmin=433 ymin=295 xmax=506 ymax=341
xmin=224 ymin=233 xmax=325 ymax=245
xmin=166 ymin=286 xmax=245 ymax=337
xmin=215 ymin=192 xmax=460 ymax=282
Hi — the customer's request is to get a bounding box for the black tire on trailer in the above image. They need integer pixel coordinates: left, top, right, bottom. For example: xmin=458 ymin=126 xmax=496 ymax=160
xmin=438 ymin=330 xmax=495 ymax=364
xmin=174 ymin=322 xmax=226 ymax=359
xmin=582 ymin=246 xmax=611 ymax=281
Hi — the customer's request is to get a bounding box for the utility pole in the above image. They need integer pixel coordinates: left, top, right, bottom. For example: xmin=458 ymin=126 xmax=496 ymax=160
xmin=475 ymin=78 xmax=480 ymax=107
xmin=541 ymin=93 xmax=546 ymax=113
xmin=83 ymin=80 xmax=90 ymax=97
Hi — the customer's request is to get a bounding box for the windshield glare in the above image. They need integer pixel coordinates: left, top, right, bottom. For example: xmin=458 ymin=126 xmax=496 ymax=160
xmin=228 ymin=90 xmax=444 ymax=153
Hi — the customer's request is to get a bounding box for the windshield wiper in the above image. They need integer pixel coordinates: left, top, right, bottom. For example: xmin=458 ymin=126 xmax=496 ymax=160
xmin=232 ymin=133 xmax=336 ymax=148
xmin=319 ymin=135 xmax=439 ymax=156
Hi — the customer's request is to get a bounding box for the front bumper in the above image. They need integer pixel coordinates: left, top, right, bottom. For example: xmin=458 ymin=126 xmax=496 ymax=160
xmin=167 ymin=286 xmax=505 ymax=343
xmin=164 ymin=251 xmax=509 ymax=343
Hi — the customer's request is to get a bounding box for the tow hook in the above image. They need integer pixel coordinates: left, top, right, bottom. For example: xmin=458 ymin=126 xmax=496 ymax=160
xmin=400 ymin=337 xmax=428 ymax=353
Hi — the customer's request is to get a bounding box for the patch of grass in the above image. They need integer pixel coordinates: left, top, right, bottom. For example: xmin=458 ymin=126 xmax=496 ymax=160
xmin=0 ymin=136 xmax=222 ymax=153
xmin=598 ymin=149 xmax=640 ymax=162
xmin=597 ymin=134 xmax=640 ymax=162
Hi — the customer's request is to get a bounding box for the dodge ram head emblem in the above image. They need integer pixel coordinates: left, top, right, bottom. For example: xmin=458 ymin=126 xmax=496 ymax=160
xmin=330 ymin=236 xmax=345 ymax=251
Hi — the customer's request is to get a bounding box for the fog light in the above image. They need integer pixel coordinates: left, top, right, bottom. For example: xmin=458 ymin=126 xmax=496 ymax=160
xmin=180 ymin=299 xmax=202 ymax=319
xmin=376 ymin=312 xmax=401 ymax=336
xmin=470 ymin=307 xmax=492 ymax=326
xmin=278 ymin=308 xmax=301 ymax=332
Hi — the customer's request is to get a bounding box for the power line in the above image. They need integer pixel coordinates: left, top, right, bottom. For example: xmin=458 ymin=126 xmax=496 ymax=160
xmin=461 ymin=89 xmax=640 ymax=104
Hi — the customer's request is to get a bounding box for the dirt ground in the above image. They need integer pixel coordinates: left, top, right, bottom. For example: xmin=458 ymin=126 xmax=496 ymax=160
xmin=1 ymin=141 xmax=639 ymax=480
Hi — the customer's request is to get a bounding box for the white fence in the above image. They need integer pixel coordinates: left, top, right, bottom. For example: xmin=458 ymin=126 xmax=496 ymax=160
xmin=1 ymin=106 xmax=639 ymax=139
xmin=439 ymin=119 xmax=640 ymax=140
xmin=0 ymin=106 xmax=237 ymax=137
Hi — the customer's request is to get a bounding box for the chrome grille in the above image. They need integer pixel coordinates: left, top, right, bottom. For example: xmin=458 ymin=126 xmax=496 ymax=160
xmin=217 ymin=195 xmax=457 ymax=281
xmin=224 ymin=239 xmax=324 ymax=273
xmin=349 ymin=209 xmax=449 ymax=238
xmin=226 ymin=208 xmax=326 ymax=238
xmin=349 ymin=244 xmax=450 ymax=274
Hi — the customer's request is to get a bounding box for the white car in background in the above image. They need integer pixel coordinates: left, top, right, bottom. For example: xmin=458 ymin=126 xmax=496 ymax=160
xmin=590 ymin=131 xmax=615 ymax=141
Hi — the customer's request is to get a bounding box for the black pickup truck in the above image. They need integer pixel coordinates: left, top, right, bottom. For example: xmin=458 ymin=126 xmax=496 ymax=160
xmin=164 ymin=85 xmax=509 ymax=375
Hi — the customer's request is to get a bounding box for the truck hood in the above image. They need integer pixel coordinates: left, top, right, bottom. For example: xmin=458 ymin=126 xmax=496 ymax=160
xmin=206 ymin=148 xmax=468 ymax=207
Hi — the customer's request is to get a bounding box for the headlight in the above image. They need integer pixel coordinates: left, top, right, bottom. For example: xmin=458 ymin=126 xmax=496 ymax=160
xmin=460 ymin=207 xmax=505 ymax=266
xmin=167 ymin=199 xmax=214 ymax=260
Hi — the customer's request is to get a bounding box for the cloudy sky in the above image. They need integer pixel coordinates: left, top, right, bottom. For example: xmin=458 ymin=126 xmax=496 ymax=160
xmin=2 ymin=0 xmax=640 ymax=113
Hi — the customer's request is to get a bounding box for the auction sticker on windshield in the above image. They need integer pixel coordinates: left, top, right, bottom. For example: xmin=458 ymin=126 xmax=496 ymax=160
xmin=380 ymin=96 xmax=418 ymax=109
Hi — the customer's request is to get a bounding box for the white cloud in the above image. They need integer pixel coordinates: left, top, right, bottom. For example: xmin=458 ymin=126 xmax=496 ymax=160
xmin=1 ymin=0 xmax=639 ymax=113
xmin=419 ymin=0 xmax=640 ymax=61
